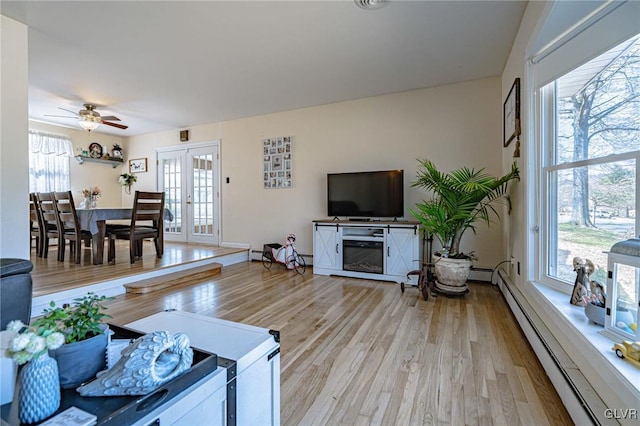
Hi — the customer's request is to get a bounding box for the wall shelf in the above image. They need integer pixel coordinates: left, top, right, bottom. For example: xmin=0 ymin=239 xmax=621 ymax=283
xmin=75 ymin=155 xmax=124 ymax=168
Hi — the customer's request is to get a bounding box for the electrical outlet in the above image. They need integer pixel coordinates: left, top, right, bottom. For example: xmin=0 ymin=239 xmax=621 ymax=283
xmin=510 ymin=256 xmax=516 ymax=266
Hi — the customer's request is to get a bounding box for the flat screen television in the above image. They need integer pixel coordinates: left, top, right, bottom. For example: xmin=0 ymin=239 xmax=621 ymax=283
xmin=327 ymin=170 xmax=404 ymax=219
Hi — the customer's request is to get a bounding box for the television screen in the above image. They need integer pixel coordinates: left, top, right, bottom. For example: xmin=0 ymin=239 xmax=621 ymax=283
xmin=327 ymin=170 xmax=404 ymax=218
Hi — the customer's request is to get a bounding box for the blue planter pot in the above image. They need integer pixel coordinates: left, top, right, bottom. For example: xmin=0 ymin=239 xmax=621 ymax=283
xmin=49 ymin=324 xmax=108 ymax=389
xmin=18 ymin=353 xmax=60 ymax=424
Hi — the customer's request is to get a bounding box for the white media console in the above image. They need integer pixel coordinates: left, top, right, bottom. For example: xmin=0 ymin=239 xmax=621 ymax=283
xmin=312 ymin=219 xmax=420 ymax=285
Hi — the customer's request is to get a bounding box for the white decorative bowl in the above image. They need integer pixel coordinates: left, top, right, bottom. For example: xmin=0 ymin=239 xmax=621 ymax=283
xmin=584 ymin=303 xmax=605 ymax=326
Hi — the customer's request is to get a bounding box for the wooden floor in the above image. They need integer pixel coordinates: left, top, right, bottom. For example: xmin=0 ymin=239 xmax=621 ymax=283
xmin=29 ymin=240 xmax=245 ymax=297
xmin=95 ymin=261 xmax=573 ymax=426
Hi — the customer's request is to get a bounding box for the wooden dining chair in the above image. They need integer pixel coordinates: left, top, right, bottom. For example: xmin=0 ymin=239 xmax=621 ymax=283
xmin=107 ymin=191 xmax=165 ymax=264
xmin=36 ymin=192 xmax=61 ymax=259
xmin=53 ymin=191 xmax=93 ymax=264
xmin=29 ymin=193 xmax=43 ymax=257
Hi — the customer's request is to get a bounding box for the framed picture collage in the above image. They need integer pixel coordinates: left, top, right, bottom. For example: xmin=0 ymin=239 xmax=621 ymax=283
xmin=263 ymin=136 xmax=293 ymax=189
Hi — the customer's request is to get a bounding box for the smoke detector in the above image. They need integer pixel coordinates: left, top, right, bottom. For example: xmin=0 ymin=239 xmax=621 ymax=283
xmin=355 ymin=0 xmax=389 ymax=10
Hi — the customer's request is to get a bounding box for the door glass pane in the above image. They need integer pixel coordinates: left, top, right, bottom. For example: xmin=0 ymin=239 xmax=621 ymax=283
xmin=191 ymin=154 xmax=214 ymax=236
xmin=163 ymin=157 xmax=182 ymax=233
xmin=549 ymin=160 xmax=636 ymax=283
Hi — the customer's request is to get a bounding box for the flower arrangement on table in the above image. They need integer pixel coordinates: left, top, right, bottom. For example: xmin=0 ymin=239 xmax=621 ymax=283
xmin=118 ymin=172 xmax=137 ymax=194
xmin=5 ymin=320 xmax=65 ymax=365
xmin=81 ymin=186 xmax=102 ymax=208
xmin=81 ymin=187 xmax=102 ymax=198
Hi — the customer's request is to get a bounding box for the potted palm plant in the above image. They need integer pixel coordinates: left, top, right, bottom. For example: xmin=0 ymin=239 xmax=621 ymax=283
xmin=32 ymin=292 xmax=113 ymax=388
xmin=410 ymin=159 xmax=519 ymax=295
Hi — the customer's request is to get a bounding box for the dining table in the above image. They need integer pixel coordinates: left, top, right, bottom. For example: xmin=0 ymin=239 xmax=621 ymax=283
xmin=76 ymin=208 xmax=174 ymax=265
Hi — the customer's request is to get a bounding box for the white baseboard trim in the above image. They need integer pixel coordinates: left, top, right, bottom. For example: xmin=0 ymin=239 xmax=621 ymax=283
xmin=249 ymin=249 xmax=311 ymax=264
xmin=219 ymin=241 xmax=251 ymax=249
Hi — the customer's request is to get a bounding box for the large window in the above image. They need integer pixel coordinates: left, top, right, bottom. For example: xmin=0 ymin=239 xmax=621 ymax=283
xmin=28 ymin=130 xmax=73 ymax=193
xmin=542 ymin=35 xmax=640 ymax=288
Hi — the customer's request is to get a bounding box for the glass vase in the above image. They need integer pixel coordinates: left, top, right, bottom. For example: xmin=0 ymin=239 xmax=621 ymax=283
xmin=90 ymin=195 xmax=97 ymax=209
xmin=18 ymin=353 xmax=60 ymax=424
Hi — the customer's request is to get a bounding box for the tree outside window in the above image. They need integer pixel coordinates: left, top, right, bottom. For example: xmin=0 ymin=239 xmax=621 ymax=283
xmin=547 ymin=35 xmax=640 ymax=285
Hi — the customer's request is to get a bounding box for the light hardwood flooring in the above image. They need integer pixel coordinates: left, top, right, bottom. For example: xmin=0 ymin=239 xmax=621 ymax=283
xmin=29 ymin=240 xmax=244 ymax=297
xmin=93 ymin=261 xmax=573 ymax=426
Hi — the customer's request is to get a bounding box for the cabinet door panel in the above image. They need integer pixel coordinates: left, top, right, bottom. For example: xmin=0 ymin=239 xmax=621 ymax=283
xmin=386 ymin=228 xmax=419 ymax=276
xmin=313 ymin=226 xmax=341 ymax=270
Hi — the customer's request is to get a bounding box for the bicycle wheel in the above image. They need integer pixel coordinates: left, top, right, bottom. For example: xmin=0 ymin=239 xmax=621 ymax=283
xmin=288 ymin=250 xmax=306 ymax=275
xmin=262 ymin=250 xmax=273 ymax=270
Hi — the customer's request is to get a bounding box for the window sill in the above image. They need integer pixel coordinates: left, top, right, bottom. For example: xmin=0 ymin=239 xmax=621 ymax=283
xmin=531 ymin=282 xmax=640 ymax=398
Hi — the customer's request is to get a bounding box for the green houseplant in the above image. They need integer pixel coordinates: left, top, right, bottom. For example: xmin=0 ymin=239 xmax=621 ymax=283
xmin=33 ymin=292 xmax=113 ymax=388
xmin=118 ymin=172 xmax=137 ymax=195
xmin=410 ymin=159 xmax=519 ymax=294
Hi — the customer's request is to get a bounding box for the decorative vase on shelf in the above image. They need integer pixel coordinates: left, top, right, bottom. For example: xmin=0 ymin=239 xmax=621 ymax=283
xmin=18 ymin=353 xmax=60 ymax=424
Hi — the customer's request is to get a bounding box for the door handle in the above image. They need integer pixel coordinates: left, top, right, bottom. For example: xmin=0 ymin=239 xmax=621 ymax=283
xmin=186 ymin=194 xmax=192 ymax=205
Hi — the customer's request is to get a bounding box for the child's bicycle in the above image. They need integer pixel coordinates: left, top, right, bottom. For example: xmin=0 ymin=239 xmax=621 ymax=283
xmin=262 ymin=234 xmax=306 ymax=275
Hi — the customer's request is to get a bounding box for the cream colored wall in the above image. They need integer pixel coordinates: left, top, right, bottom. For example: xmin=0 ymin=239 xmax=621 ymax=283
xmin=0 ymin=16 xmax=29 ymax=258
xmin=28 ymin=121 xmax=127 ymax=208
xmin=129 ymin=77 xmax=508 ymax=269
xmin=501 ymin=1 xmax=547 ymax=285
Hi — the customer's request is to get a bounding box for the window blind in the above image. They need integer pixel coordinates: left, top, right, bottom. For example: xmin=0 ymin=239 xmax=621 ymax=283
xmin=532 ymin=0 xmax=640 ymax=88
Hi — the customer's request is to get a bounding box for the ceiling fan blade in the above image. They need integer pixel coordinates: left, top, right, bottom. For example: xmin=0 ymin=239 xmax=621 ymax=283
xmin=58 ymin=107 xmax=79 ymax=116
xmin=102 ymin=121 xmax=128 ymax=130
xmin=100 ymin=115 xmax=121 ymax=121
xmin=44 ymin=114 xmax=76 ymax=118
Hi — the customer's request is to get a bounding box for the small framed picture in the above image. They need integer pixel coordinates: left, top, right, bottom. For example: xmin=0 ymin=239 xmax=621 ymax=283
xmin=129 ymin=158 xmax=147 ymax=173
xmin=503 ymin=77 xmax=521 ymax=147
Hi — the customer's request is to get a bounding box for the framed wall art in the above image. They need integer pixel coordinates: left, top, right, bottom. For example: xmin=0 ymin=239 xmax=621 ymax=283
xmin=503 ymin=77 xmax=521 ymax=147
xmin=129 ymin=158 xmax=148 ymax=173
xmin=263 ymin=136 xmax=293 ymax=189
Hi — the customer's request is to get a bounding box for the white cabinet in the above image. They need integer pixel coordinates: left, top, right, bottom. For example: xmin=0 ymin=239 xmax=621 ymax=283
xmin=313 ymin=223 xmax=341 ymax=270
xmin=127 ymin=311 xmax=281 ymax=426
xmin=132 ymin=367 xmax=227 ymax=426
xmin=312 ymin=220 xmax=420 ymax=284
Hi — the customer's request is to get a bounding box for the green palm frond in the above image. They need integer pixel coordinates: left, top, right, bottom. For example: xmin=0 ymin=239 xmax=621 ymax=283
xmin=411 ymin=159 xmax=519 ymax=257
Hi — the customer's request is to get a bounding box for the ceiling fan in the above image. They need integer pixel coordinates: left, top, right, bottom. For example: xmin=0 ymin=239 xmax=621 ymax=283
xmin=45 ymin=104 xmax=128 ymax=131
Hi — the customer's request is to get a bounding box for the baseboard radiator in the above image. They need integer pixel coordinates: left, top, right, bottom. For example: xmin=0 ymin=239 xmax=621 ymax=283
xmin=497 ymin=270 xmax=614 ymax=426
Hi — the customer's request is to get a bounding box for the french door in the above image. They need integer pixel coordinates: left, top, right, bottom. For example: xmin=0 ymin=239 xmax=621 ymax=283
xmin=157 ymin=141 xmax=220 ymax=245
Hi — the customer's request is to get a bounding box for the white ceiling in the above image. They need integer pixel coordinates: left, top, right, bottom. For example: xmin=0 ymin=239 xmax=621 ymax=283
xmin=1 ymin=1 xmax=527 ymax=137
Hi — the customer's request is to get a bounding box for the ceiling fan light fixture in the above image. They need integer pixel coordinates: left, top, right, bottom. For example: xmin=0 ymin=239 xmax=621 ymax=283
xmin=78 ymin=116 xmax=100 ymax=132
xmin=355 ymin=0 xmax=389 ymax=10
